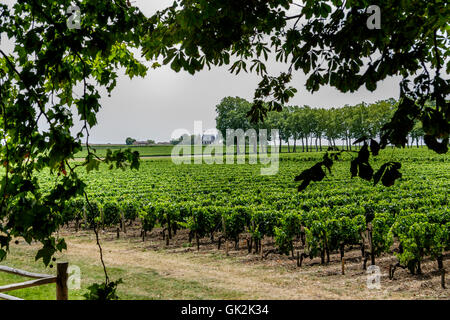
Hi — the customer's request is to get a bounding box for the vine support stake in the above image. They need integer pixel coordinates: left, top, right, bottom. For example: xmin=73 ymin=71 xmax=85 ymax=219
xmin=222 ymin=216 xmax=228 ymax=256
xmin=260 ymin=237 xmax=264 ymax=260
xmin=225 ymin=240 xmax=229 ymax=256
xmin=121 ymin=211 xmax=126 ymax=233
xmin=56 ymin=262 xmax=68 ymax=301
xmin=367 ymin=223 xmax=375 ymax=266
xmin=441 ymin=269 xmax=446 ymax=289
xmin=83 ymin=206 xmax=87 ymax=230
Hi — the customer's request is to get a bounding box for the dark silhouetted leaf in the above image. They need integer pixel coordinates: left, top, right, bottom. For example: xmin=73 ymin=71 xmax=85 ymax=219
xmin=380 ymin=97 xmax=420 ymax=148
xmin=297 ymin=180 xmax=311 ymax=192
xmin=381 ymin=166 xmax=402 ymax=187
xmin=373 ymin=163 xmax=388 ymax=186
xmin=358 ymin=163 xmax=373 ymax=181
xmin=370 ymin=139 xmax=380 ymax=156
xmin=322 ymin=153 xmax=333 ymax=174
xmin=358 ymin=143 xmax=370 ymax=163
xmin=424 ymin=135 xmax=449 ymax=154
xmin=350 ymin=159 xmax=358 ymax=178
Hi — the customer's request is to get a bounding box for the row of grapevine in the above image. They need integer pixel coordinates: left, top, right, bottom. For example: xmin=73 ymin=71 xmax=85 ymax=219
xmin=60 ymin=197 xmax=450 ymax=275
xmin=37 ymin=148 xmax=448 ymax=277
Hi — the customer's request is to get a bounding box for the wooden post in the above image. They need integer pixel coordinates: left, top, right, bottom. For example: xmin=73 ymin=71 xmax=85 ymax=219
xmin=260 ymin=237 xmax=264 ymax=259
xmin=341 ymin=258 xmax=345 ymax=275
xmin=121 ymin=211 xmax=126 ymax=233
xmin=56 ymin=262 xmax=68 ymax=301
xmin=100 ymin=207 xmax=105 ymax=230
xmin=222 ymin=216 xmax=228 ymax=256
xmin=83 ymin=206 xmax=87 ymax=229
xmin=367 ymin=223 xmax=375 ymax=266
xmin=196 ymin=233 xmax=200 ymax=251
xmin=441 ymin=269 xmax=446 ymax=289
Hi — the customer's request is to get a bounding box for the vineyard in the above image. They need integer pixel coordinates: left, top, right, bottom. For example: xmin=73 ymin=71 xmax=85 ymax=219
xmin=31 ymin=147 xmax=447 ymax=287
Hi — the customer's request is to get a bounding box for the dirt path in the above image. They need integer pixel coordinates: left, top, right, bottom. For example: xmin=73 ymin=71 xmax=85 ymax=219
xmin=65 ymin=239 xmax=331 ymax=299
xmin=53 ymin=234 xmax=448 ymax=300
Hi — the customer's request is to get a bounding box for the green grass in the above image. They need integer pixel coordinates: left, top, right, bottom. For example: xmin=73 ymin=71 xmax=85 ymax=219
xmin=74 ymin=144 xmax=444 ymax=160
xmin=75 ymin=145 xmax=175 ymax=158
xmin=0 ymin=248 xmax=86 ymax=300
xmin=0 ymin=244 xmax=244 ymax=300
xmin=0 ymin=272 xmax=64 ymax=300
xmin=74 ymin=144 xmax=332 ymax=158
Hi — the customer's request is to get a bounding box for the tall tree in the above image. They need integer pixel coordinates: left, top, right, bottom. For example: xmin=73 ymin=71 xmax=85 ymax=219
xmin=0 ymin=0 xmax=145 ymax=294
xmin=215 ymin=97 xmax=252 ymax=154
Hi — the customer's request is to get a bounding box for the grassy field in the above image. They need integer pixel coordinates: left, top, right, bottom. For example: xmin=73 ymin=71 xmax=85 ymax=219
xmin=1 ymin=238 xmax=242 ymax=300
xmin=74 ymin=144 xmax=327 ymax=158
xmin=75 ymin=145 xmax=175 ymax=158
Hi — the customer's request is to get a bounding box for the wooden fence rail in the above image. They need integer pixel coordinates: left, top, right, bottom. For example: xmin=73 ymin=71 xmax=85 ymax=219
xmin=0 ymin=262 xmax=68 ymax=300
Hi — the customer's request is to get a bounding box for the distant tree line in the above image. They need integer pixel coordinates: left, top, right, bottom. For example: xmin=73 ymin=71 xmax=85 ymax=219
xmin=216 ymin=97 xmax=427 ymax=153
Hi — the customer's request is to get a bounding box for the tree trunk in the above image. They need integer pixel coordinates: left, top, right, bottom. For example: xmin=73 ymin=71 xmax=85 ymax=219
xmin=340 ymin=244 xmax=345 ymax=260
xmin=167 ymin=216 xmax=172 ymax=240
xmin=368 ymin=224 xmax=375 ymax=266
xmin=437 ymin=256 xmax=444 ymax=270
xmin=279 ymin=136 xmax=282 ymax=153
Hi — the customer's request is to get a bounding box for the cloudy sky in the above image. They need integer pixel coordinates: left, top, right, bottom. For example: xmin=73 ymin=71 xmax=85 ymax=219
xmin=2 ymin=0 xmax=401 ymax=143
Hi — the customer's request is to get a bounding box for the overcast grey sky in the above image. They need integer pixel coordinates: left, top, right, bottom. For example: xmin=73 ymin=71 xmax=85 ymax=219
xmin=2 ymin=0 xmax=402 ymax=143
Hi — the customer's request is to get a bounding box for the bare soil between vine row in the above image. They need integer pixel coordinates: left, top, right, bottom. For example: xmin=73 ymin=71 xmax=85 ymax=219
xmin=15 ymin=224 xmax=450 ymax=300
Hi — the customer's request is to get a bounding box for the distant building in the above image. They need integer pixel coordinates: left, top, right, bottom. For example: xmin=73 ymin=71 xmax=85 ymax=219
xmin=202 ymin=134 xmax=216 ymax=145
xmin=133 ymin=141 xmax=150 ymax=146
